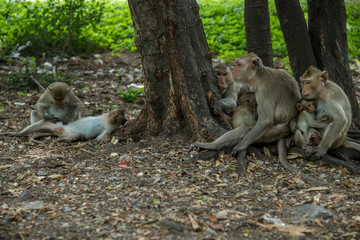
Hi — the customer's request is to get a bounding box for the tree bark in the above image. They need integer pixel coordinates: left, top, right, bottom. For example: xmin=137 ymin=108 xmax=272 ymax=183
xmin=274 ymin=0 xmax=317 ymax=80
xmin=308 ymin=0 xmax=360 ymax=119
xmin=244 ymin=0 xmax=273 ymax=67
xmin=126 ymin=0 xmax=226 ymax=141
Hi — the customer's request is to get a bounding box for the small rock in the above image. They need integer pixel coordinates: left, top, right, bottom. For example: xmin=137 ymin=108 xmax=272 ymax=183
xmin=23 ymin=201 xmax=45 ymax=210
xmin=93 ymin=59 xmax=103 ymax=65
xmin=36 ymin=170 xmax=49 ymax=176
xmin=61 ymin=222 xmax=70 ymax=228
xmin=10 ymin=163 xmax=24 ymax=171
xmin=283 ymin=204 xmax=335 ymax=223
xmin=319 ymin=173 xmax=327 ymax=179
xmin=64 ymin=206 xmax=72 ymax=212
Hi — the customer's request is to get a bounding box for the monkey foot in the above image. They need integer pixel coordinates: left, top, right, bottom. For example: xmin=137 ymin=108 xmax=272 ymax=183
xmin=236 ymin=149 xmax=247 ymax=177
xmin=304 ymin=146 xmax=324 ymax=160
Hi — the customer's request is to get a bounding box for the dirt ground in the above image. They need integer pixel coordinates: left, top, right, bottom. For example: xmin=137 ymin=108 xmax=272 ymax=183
xmin=0 ymin=52 xmax=360 ymax=240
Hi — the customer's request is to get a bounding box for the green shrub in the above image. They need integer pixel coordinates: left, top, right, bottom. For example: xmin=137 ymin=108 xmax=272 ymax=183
xmin=0 ymin=57 xmax=73 ymax=90
xmin=0 ymin=0 xmax=358 ymax=61
xmin=118 ymin=87 xmax=144 ymax=102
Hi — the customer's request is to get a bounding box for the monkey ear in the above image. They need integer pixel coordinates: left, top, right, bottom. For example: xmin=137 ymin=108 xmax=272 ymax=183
xmin=252 ymin=58 xmax=261 ymax=70
xmin=321 ymin=71 xmax=328 ymax=82
xmin=296 ymin=103 xmax=303 ymax=111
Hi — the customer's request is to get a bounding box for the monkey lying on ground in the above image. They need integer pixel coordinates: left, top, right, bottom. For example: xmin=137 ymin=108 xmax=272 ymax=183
xmin=293 ymin=99 xmax=329 ymax=148
xmin=213 ymin=63 xmax=248 ymax=114
xmin=232 ymin=92 xmax=257 ymax=128
xmin=2 ymin=109 xmax=126 ymax=142
xmin=300 ymin=66 xmax=360 ymax=159
xmin=190 ymin=52 xmax=302 ymax=176
xmin=32 ymin=82 xmax=83 ymax=125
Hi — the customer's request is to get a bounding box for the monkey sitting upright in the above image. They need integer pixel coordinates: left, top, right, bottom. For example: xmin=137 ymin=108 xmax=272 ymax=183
xmin=32 ymin=82 xmax=83 ymax=125
xmin=2 ymin=109 xmax=127 ymax=142
xmin=213 ymin=63 xmax=248 ymax=115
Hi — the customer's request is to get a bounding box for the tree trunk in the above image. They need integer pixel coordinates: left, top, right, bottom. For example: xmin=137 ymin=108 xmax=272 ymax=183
xmin=308 ymin=0 xmax=360 ymax=119
xmin=244 ymin=0 xmax=273 ymax=67
xmin=274 ymin=0 xmax=317 ymax=80
xmin=126 ymin=0 xmax=226 ymax=141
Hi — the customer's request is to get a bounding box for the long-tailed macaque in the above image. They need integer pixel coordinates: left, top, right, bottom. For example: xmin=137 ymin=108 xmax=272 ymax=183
xmin=293 ymin=99 xmax=329 ymax=148
xmin=190 ymin=53 xmax=301 ymax=162
xmin=2 ymin=109 xmax=126 ymax=142
xmin=300 ymin=66 xmax=360 ymax=158
xmin=213 ymin=63 xmax=248 ymax=114
xmin=32 ymin=82 xmax=83 ymax=125
xmin=232 ymin=92 xmax=257 ymax=128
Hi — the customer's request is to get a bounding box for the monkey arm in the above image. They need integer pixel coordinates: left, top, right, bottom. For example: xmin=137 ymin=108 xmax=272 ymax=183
xmin=306 ymin=118 xmax=329 ymax=129
xmin=62 ymin=102 xmax=83 ymax=124
xmin=213 ymin=98 xmax=237 ymax=114
xmin=213 ymin=82 xmax=238 ymax=114
xmin=314 ymin=107 xmax=348 ymax=157
xmin=96 ymin=129 xmax=111 ymax=141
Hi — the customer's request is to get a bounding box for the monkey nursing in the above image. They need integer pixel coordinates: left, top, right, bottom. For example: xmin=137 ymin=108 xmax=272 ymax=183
xmin=32 ymin=82 xmax=83 ymax=125
xmin=191 ymin=52 xmax=301 ymax=176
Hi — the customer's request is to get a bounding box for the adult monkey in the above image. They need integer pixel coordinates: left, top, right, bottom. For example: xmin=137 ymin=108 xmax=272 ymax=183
xmin=213 ymin=63 xmax=248 ymax=115
xmin=32 ymin=82 xmax=83 ymax=124
xmin=190 ymin=53 xmax=302 ymax=175
xmin=300 ymin=66 xmax=360 ymax=159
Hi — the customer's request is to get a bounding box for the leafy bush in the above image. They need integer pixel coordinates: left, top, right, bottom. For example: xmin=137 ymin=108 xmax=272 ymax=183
xmin=119 ymin=87 xmax=144 ymax=102
xmin=0 ymin=0 xmax=105 ymax=57
xmin=0 ymin=0 xmax=358 ymax=61
xmin=0 ymin=57 xmax=73 ymax=90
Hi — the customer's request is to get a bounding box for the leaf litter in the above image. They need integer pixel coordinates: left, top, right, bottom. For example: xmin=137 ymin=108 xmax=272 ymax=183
xmin=0 ymin=52 xmax=360 ymax=239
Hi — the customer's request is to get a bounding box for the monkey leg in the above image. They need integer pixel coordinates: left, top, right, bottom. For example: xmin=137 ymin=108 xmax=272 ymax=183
xmin=236 ymin=149 xmax=248 ymax=177
xmin=278 ymin=139 xmax=326 ymax=185
xmin=30 ymin=110 xmax=42 ymax=124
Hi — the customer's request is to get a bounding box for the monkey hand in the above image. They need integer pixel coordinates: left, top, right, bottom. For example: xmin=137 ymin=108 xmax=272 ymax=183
xmin=54 ymin=127 xmax=65 ymax=134
xmin=213 ymin=102 xmax=223 ymax=115
xmin=45 ymin=114 xmax=60 ymax=123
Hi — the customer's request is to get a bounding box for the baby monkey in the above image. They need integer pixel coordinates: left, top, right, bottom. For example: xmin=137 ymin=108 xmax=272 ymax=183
xmin=2 ymin=109 xmax=126 ymax=142
xmin=293 ymin=99 xmax=330 ymax=148
xmin=232 ymin=92 xmax=257 ymax=128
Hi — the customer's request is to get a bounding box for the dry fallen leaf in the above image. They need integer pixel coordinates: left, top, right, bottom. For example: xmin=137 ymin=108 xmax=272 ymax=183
xmin=208 ymin=222 xmax=225 ymax=231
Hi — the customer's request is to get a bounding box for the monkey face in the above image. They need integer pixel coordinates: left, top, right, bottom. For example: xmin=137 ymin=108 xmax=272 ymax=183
xmin=233 ymin=53 xmax=260 ymax=84
xmin=108 ymin=109 xmax=126 ymax=126
xmin=300 ymin=67 xmax=327 ymax=100
xmin=215 ymin=70 xmax=228 ymax=91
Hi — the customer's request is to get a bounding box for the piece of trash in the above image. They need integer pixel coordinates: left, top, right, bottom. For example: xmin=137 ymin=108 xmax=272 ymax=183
xmin=14 ymin=102 xmax=26 ymax=106
xmin=119 ymin=161 xmax=127 ymax=166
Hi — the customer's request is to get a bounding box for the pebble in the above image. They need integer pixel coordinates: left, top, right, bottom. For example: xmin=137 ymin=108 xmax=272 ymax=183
xmin=36 ymin=170 xmax=49 ymax=176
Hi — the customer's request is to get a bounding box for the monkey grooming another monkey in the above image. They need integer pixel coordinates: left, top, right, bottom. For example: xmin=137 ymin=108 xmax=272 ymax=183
xmin=213 ymin=63 xmax=248 ymax=115
xmin=190 ymin=52 xmax=301 ymax=175
xmin=2 ymin=109 xmax=126 ymax=142
xmin=293 ymin=99 xmax=329 ymax=148
xmin=232 ymin=92 xmax=257 ymax=128
xmin=300 ymin=66 xmax=360 ymax=159
xmin=32 ymin=82 xmax=83 ymax=125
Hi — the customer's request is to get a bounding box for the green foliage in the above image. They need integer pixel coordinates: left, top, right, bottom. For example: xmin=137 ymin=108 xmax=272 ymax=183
xmin=0 ymin=0 xmax=358 ymax=61
xmin=346 ymin=0 xmax=360 ymax=59
xmin=0 ymin=0 xmax=105 ymax=57
xmin=1 ymin=58 xmax=73 ymax=90
xmin=118 ymin=87 xmax=144 ymax=103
